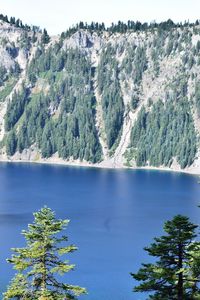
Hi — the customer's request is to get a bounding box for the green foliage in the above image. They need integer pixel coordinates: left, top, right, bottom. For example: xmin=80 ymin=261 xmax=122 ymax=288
xmin=4 ymin=207 xmax=86 ymax=300
xmin=2 ymin=17 xmax=200 ymax=168
xmin=131 ymin=215 xmax=199 ymax=299
xmin=195 ymin=81 xmax=200 ymax=116
xmin=8 ymin=47 xmax=102 ymax=163
xmin=41 ymin=29 xmax=50 ymax=44
xmin=0 ymin=65 xmax=8 ymax=86
xmin=0 ymin=13 xmax=41 ymax=32
xmin=5 ymin=85 xmax=30 ymax=131
xmin=6 ymin=129 xmax=17 ymax=155
xmin=130 ymin=76 xmax=197 ymax=168
xmin=122 ymin=45 xmax=148 ymax=85
xmin=3 ymin=274 xmax=29 ymax=300
xmin=151 ymin=48 xmax=160 ymax=77
xmin=131 ymin=96 xmax=140 ymax=110
xmin=0 ymin=77 xmax=18 ymax=102
xmin=0 ymin=61 xmax=20 ymax=91
xmin=190 ymin=242 xmax=200 ymax=299
xmin=60 ymin=18 xmax=199 ymax=38
xmin=98 ymin=45 xmax=124 ymax=149
xmin=19 ymin=31 xmax=32 ymax=51
xmin=56 ymin=62 xmax=102 ymax=162
xmin=124 ymin=148 xmax=137 ymax=166
xmin=166 ymin=33 xmax=174 ymax=56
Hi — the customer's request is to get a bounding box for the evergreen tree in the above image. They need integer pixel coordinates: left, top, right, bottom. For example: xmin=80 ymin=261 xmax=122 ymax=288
xmin=5 ymin=86 xmax=30 ymax=131
xmin=130 ymin=92 xmax=197 ymax=169
xmin=4 ymin=207 xmax=86 ymax=300
xmin=187 ymin=242 xmax=200 ymax=299
xmin=98 ymin=45 xmax=124 ymax=149
xmin=6 ymin=130 xmax=17 ymax=156
xmin=131 ymin=215 xmax=199 ymax=299
xmin=41 ymin=28 xmax=50 ymax=44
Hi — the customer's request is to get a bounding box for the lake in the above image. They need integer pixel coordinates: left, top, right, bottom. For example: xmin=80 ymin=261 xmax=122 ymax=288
xmin=0 ymin=163 xmax=200 ymax=299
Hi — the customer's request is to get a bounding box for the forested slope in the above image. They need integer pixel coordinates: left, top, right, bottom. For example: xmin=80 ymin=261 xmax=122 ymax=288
xmin=0 ymin=16 xmax=200 ymax=172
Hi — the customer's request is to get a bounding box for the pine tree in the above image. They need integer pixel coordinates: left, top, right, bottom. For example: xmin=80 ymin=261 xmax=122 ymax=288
xmin=186 ymin=242 xmax=200 ymax=299
xmin=41 ymin=28 xmax=50 ymax=44
xmin=3 ymin=274 xmax=29 ymax=299
xmin=6 ymin=130 xmax=17 ymax=156
xmin=4 ymin=207 xmax=86 ymax=300
xmin=131 ymin=215 xmax=199 ymax=299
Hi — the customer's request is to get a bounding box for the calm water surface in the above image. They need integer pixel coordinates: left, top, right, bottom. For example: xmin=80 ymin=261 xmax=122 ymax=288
xmin=0 ymin=163 xmax=200 ymax=300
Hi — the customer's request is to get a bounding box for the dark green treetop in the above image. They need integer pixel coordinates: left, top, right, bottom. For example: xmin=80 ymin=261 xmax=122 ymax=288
xmin=41 ymin=29 xmax=50 ymax=44
xmin=131 ymin=215 xmax=199 ymax=300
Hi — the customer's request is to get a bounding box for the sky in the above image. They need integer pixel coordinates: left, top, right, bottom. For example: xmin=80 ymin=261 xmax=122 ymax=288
xmin=0 ymin=0 xmax=200 ymax=35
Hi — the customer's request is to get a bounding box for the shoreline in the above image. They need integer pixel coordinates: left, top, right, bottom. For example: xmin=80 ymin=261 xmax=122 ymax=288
xmin=0 ymin=157 xmax=199 ymax=177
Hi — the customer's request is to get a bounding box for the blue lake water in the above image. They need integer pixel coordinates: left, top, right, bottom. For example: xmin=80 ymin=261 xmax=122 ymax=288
xmin=0 ymin=163 xmax=200 ymax=299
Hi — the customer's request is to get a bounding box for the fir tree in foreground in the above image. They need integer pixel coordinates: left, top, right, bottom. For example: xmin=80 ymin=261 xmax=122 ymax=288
xmin=131 ymin=215 xmax=200 ymax=300
xmin=3 ymin=207 xmax=86 ymax=300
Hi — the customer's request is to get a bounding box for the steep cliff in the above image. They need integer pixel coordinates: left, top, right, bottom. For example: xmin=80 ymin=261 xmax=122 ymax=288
xmin=0 ymin=18 xmax=200 ymax=173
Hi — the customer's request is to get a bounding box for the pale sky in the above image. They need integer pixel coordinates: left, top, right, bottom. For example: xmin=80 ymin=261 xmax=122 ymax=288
xmin=0 ymin=0 xmax=200 ymax=35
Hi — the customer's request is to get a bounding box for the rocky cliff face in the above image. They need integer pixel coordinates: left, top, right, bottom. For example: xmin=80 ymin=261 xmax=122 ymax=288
xmin=0 ymin=19 xmax=200 ymax=173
